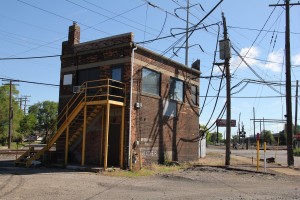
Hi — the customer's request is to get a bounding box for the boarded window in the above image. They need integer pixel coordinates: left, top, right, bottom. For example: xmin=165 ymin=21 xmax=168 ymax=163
xmin=163 ymin=100 xmax=177 ymax=117
xmin=191 ymin=85 xmax=198 ymax=105
xmin=169 ymin=78 xmax=184 ymax=102
xmin=63 ymin=74 xmax=72 ymax=85
xmin=142 ymin=68 xmax=160 ymax=96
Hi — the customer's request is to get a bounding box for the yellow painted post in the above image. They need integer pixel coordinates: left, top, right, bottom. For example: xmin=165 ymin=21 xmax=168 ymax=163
xmin=100 ymin=107 xmax=104 ymax=166
xmin=65 ymin=127 xmax=69 ymax=165
xmin=120 ymin=106 xmax=125 ymax=168
xmin=81 ymin=104 xmax=87 ymax=166
xmin=107 ymin=79 xmax=109 ymax=101
xmin=256 ymin=139 xmax=260 ymax=171
xmin=104 ymin=104 xmax=110 ymax=170
xmin=264 ymin=142 xmax=267 ymax=173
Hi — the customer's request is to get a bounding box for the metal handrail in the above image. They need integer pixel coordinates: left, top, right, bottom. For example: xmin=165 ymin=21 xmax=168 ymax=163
xmin=46 ymin=79 xmax=125 ymax=140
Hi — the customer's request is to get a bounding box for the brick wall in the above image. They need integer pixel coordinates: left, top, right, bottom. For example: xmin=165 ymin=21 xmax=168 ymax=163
xmin=131 ymin=48 xmax=200 ymax=165
xmin=57 ymin=23 xmax=200 ymax=167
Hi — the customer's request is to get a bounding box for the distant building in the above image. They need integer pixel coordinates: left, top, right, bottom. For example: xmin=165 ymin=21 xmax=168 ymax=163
xmin=17 ymin=22 xmax=201 ymax=169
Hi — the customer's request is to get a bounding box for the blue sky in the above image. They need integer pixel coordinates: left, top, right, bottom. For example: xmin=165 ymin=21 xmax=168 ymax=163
xmin=0 ymin=0 xmax=299 ymax=136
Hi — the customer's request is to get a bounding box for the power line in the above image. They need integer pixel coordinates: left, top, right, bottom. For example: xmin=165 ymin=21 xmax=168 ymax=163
xmin=137 ymin=22 xmax=219 ymax=44
xmin=0 ymin=55 xmax=60 ymax=60
xmin=17 ymin=0 xmax=111 ymax=35
xmin=232 ymin=0 xmax=280 ymax=75
xmin=231 ymin=45 xmax=283 ymax=95
xmin=0 ymin=77 xmax=59 ymax=87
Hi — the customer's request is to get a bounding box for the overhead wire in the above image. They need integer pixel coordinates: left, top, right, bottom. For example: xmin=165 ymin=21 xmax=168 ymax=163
xmin=143 ymin=3 xmax=149 ymax=46
xmin=0 ymin=55 xmax=60 ymax=60
xmin=65 ymin=0 xmax=158 ymax=37
xmin=231 ymin=44 xmax=283 ymax=95
xmin=0 ymin=77 xmax=59 ymax=87
xmin=232 ymin=0 xmax=280 ymax=76
xmin=82 ymin=0 xmax=170 ymax=37
xmin=3 ymin=1 xmax=145 ymax=59
xmin=199 ymin=23 xmax=221 ymax=116
xmin=203 ymin=66 xmax=225 ymax=128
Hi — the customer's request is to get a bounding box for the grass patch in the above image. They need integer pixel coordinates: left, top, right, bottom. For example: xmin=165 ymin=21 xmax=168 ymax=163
xmin=294 ymin=148 xmax=300 ymax=157
xmin=102 ymin=163 xmax=184 ymax=178
xmin=102 ymin=168 xmax=154 ymax=178
xmin=10 ymin=142 xmax=27 ymax=150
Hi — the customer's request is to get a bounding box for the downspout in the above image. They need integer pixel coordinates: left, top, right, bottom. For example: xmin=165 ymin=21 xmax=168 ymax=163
xmin=129 ymin=44 xmax=138 ymax=168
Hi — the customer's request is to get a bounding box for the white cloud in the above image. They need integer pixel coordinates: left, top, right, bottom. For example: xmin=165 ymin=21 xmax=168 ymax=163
xmin=292 ymin=53 xmax=300 ymax=66
xmin=230 ymin=47 xmax=260 ymax=72
xmin=264 ymin=50 xmax=284 ymax=72
xmin=229 ymin=47 xmax=285 ymax=73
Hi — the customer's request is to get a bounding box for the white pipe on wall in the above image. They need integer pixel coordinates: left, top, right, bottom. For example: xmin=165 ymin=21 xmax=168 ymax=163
xmin=128 ymin=44 xmax=138 ymax=167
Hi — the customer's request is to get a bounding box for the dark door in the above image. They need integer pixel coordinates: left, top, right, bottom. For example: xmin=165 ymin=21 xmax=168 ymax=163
xmin=108 ymin=124 xmax=121 ymax=167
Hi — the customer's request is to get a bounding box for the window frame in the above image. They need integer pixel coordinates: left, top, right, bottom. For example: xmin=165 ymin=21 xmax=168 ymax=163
xmin=141 ymin=67 xmax=161 ymax=97
xmin=191 ymin=84 xmax=199 ymax=106
xmin=169 ymin=77 xmax=184 ymax=102
xmin=111 ymin=65 xmax=123 ymax=82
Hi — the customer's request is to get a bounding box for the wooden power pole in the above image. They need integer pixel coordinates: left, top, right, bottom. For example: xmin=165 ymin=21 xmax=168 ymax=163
xmin=221 ymin=12 xmax=231 ymax=166
xmin=270 ymin=0 xmax=300 ymax=166
xmin=8 ymin=80 xmax=13 ymax=149
xmin=3 ymin=80 xmax=14 ymax=149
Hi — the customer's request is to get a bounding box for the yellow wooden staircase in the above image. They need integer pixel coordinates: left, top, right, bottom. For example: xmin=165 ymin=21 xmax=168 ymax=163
xmin=15 ymin=79 xmax=126 ymax=168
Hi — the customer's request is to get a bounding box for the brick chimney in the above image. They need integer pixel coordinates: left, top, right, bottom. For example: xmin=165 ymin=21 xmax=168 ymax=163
xmin=68 ymin=21 xmax=80 ymax=45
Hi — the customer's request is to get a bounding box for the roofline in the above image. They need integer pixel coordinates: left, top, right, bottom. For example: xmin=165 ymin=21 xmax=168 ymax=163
xmin=135 ymin=44 xmax=201 ymax=75
xmin=75 ymin=32 xmax=133 ymax=47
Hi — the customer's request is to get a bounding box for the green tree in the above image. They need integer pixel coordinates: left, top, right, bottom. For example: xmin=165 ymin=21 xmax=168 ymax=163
xmin=29 ymin=101 xmax=58 ymax=141
xmin=0 ymin=85 xmax=24 ymax=145
xmin=17 ymin=113 xmax=37 ymax=137
xmin=278 ymin=130 xmax=287 ymax=145
xmin=199 ymin=125 xmax=211 ymax=144
xmin=199 ymin=124 xmax=223 ymax=144
xmin=261 ymin=130 xmax=275 ymax=145
xmin=210 ymin=132 xmax=223 ymax=143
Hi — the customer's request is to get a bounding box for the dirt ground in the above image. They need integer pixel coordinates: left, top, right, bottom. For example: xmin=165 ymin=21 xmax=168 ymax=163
xmin=1 ymin=152 xmax=300 ymax=200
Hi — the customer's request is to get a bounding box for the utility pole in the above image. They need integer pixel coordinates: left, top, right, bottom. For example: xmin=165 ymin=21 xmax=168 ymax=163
xmin=22 ymin=95 xmax=30 ymax=115
xmin=295 ymin=80 xmax=299 ymax=135
xmin=270 ymin=0 xmax=300 ymax=166
xmin=18 ymin=97 xmax=23 ymax=109
xmin=8 ymin=80 xmax=13 ymax=149
xmin=3 ymin=79 xmax=19 ymax=149
xmin=3 ymin=80 xmax=13 ymax=149
xmin=185 ymin=0 xmax=189 ymax=66
xmin=221 ymin=12 xmax=231 ymax=166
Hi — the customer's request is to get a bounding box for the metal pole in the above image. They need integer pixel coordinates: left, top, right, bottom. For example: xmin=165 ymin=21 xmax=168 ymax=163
xmin=263 ymin=117 xmax=266 ymax=173
xmin=260 ymin=120 xmax=262 ymax=147
xmin=222 ymin=12 xmax=231 ymax=166
xmin=257 ymin=138 xmax=260 ymax=171
xmin=217 ymin=125 xmax=219 ymax=144
xmin=238 ymin=112 xmax=241 ymax=144
xmin=253 ymin=107 xmax=256 ymax=139
xmin=295 ymin=80 xmax=298 ymax=135
xmin=264 ymin=141 xmax=267 ymax=173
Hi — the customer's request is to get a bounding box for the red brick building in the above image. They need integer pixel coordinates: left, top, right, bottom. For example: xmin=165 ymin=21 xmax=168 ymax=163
xmin=16 ymin=22 xmax=201 ymax=169
xmin=57 ymin=22 xmax=201 ymax=168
